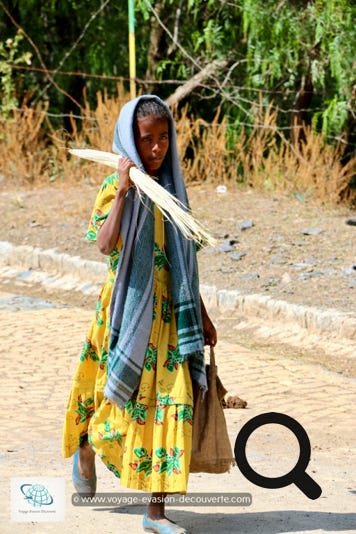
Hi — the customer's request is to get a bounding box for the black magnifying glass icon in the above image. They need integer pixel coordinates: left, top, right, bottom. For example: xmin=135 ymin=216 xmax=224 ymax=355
xmin=234 ymin=412 xmax=322 ymax=500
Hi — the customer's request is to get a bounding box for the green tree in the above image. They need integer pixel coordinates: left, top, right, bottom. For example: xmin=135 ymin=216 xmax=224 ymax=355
xmin=241 ymin=0 xmax=355 ymax=140
xmin=0 ymin=30 xmax=31 ymax=116
xmin=0 ymin=1 xmax=146 ymax=122
xmin=135 ymin=0 xmax=354 ymax=153
xmin=0 ymin=0 xmax=354 ymax=151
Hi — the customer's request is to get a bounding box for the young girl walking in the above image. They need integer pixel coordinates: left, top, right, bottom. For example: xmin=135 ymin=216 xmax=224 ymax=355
xmin=63 ymin=95 xmax=217 ymax=534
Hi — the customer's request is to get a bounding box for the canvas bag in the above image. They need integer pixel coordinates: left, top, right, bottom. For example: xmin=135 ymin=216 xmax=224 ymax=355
xmin=190 ymin=346 xmax=235 ymax=473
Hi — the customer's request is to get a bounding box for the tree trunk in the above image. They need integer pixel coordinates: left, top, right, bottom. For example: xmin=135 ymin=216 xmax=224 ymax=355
xmin=291 ymin=71 xmax=314 ymax=146
xmin=144 ymin=1 xmax=168 ymax=94
xmin=165 ymin=59 xmax=228 ymax=108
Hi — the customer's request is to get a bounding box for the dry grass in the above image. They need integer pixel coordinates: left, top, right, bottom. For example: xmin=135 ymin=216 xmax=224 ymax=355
xmin=47 ymin=84 xmax=129 ymax=184
xmin=234 ymin=100 xmax=355 ymax=203
xmin=0 ymin=85 xmax=354 ymax=205
xmin=0 ymin=100 xmax=49 ymax=182
xmin=174 ymin=106 xmax=235 ymax=184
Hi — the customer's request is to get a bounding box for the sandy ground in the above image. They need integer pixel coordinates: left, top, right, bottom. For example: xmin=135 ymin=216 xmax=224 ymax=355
xmin=0 ymin=290 xmax=355 ymax=533
xmin=0 ymin=181 xmax=355 ymax=533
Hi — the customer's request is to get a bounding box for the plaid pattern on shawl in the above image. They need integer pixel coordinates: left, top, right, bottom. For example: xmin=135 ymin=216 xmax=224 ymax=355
xmin=104 ymin=95 xmax=207 ymax=408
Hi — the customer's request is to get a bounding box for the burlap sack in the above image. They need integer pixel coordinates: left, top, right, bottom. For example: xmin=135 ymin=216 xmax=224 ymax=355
xmin=190 ymin=347 xmax=235 ymax=473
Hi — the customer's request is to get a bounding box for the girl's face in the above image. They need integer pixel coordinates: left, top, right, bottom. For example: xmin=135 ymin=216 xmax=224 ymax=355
xmin=135 ymin=116 xmax=169 ymax=176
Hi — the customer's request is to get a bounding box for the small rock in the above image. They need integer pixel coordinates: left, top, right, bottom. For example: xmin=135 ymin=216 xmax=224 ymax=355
xmin=216 ymin=185 xmax=227 ymax=194
xmin=342 ymin=264 xmax=356 ymax=276
xmin=218 ymin=239 xmax=237 ymax=253
xmin=219 ymin=266 xmax=234 ymax=274
xmin=222 ymin=395 xmax=247 ymax=409
xmin=270 ymin=234 xmax=285 ymax=242
xmin=322 ymin=268 xmax=338 ymax=276
xmin=262 ymin=277 xmax=280 ymax=289
xmin=293 ymin=262 xmax=316 ymax=271
xmin=294 ymin=192 xmax=305 ymax=202
xmin=299 ymin=271 xmax=324 ymax=280
xmin=345 ymin=218 xmax=356 ymax=226
xmin=231 ymin=252 xmax=246 ymax=261
xmin=201 ymin=247 xmax=216 ymax=255
xmin=270 ymin=255 xmax=287 ymax=265
xmin=240 ymin=273 xmax=260 ymax=280
xmin=292 ymin=241 xmax=307 ymax=247
xmin=281 ymin=273 xmax=292 ymax=284
xmin=302 ymin=227 xmax=324 ymax=235
xmin=238 ymin=220 xmax=254 ymax=230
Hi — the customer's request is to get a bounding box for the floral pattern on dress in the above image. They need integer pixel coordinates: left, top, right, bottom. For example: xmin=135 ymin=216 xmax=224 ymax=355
xmin=75 ymin=394 xmax=94 ymax=425
xmin=126 ymin=398 xmax=149 ymax=426
xmin=163 ymin=345 xmax=184 ymax=372
xmin=154 ymin=243 xmax=169 ymax=271
xmin=95 ymin=295 xmax=104 ymax=326
xmin=161 ymin=295 xmax=172 ymax=323
xmin=107 ymin=462 xmax=121 ymax=478
xmin=80 ymin=339 xmax=100 ymax=363
xmin=86 ymin=208 xmax=105 ymax=241
xmin=144 ymin=343 xmax=157 ymax=371
xmin=100 ymin=347 xmax=108 ymax=370
xmin=153 ymin=446 xmax=184 ymax=475
xmin=98 ymin=420 xmax=124 ymax=444
xmin=152 ymin=294 xmax=158 ymax=321
xmin=129 ymin=447 xmax=152 ymax=477
xmin=174 ymin=404 xmax=193 ymax=424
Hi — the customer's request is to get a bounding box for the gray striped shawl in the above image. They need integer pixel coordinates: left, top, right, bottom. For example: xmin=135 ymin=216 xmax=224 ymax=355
xmin=104 ymin=95 xmax=207 ymax=408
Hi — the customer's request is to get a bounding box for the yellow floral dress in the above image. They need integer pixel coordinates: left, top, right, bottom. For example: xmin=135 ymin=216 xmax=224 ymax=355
xmin=62 ymin=174 xmax=194 ymax=493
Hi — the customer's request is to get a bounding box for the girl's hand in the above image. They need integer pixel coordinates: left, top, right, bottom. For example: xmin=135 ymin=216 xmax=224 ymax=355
xmin=202 ymin=313 xmax=217 ymax=347
xmin=200 ymin=296 xmax=217 ymax=347
xmin=200 ymin=296 xmax=217 ymax=346
xmin=117 ymin=157 xmax=135 ymax=195
xmin=97 ymin=157 xmax=135 ymax=255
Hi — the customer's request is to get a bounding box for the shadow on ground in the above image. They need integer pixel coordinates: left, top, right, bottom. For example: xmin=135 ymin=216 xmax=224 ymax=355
xmin=93 ymin=506 xmax=356 ymax=533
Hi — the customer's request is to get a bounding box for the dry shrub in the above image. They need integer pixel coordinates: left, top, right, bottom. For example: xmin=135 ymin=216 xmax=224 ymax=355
xmin=0 ymin=84 xmax=354 ymax=205
xmin=234 ymin=100 xmax=355 ymax=204
xmin=175 ymin=107 xmax=235 ymax=184
xmin=285 ymin=125 xmax=355 ymax=203
xmin=235 ymin=101 xmax=280 ymax=189
xmin=0 ymin=100 xmax=49 ymax=184
xmin=73 ymin=84 xmax=128 ymax=149
xmin=48 ymin=83 xmax=130 ymax=185
xmin=173 ymin=104 xmax=195 ymax=177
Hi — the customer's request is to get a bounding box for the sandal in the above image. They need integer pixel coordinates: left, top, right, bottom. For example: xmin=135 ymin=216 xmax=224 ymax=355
xmin=72 ymin=449 xmax=97 ymax=496
xmin=142 ymin=512 xmax=188 ymax=534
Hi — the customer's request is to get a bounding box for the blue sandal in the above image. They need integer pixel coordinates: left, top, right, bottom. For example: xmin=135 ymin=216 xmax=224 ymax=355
xmin=72 ymin=449 xmax=97 ymax=496
xmin=142 ymin=512 xmax=187 ymax=534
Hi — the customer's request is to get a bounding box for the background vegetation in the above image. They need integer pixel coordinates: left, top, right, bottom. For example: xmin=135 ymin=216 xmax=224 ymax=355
xmin=0 ymin=0 xmax=355 ymax=203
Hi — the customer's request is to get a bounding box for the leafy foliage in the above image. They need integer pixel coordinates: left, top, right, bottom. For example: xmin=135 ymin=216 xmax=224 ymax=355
xmin=241 ymin=0 xmax=355 ymax=138
xmin=0 ymin=1 xmax=146 ymax=120
xmin=0 ymin=0 xmax=354 ymax=150
xmin=0 ymin=31 xmax=31 ymax=116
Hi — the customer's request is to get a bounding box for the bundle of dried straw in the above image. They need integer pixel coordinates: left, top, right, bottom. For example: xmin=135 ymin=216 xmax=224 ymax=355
xmin=69 ymin=148 xmax=216 ymax=247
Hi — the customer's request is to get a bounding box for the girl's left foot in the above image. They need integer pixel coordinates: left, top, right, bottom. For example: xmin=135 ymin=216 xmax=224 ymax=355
xmin=142 ymin=512 xmax=187 ymax=534
xmin=72 ymin=449 xmax=97 ymax=496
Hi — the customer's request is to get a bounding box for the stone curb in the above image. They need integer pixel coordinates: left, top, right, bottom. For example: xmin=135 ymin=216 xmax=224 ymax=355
xmin=1 ymin=241 xmax=355 ymax=342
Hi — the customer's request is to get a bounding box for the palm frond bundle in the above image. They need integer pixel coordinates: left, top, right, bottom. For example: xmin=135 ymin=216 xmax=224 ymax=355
xmin=69 ymin=148 xmax=216 ymax=247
